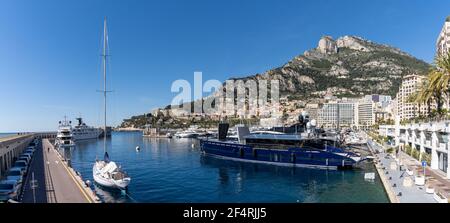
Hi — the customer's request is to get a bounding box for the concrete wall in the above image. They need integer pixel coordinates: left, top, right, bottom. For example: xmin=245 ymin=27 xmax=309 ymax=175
xmin=0 ymin=135 xmax=35 ymax=178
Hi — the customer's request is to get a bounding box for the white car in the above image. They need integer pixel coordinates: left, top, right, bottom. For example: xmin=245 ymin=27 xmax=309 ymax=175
xmin=13 ymin=160 xmax=28 ymax=174
xmin=0 ymin=180 xmax=22 ymax=202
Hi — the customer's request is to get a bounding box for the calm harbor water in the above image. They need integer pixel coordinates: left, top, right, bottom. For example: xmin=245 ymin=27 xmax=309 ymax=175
xmin=71 ymin=131 xmax=389 ymax=203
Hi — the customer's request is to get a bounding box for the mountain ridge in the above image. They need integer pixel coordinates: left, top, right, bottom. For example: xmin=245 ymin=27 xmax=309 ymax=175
xmin=227 ymin=35 xmax=430 ymax=99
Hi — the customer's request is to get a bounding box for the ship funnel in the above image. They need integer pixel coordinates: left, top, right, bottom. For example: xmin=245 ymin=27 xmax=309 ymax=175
xmin=218 ymin=123 xmax=229 ymax=141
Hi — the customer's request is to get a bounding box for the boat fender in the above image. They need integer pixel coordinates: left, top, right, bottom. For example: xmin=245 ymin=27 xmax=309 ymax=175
xmin=239 ymin=148 xmax=244 ymax=158
xmin=290 ymin=153 xmax=296 ymax=163
xmin=252 ymin=149 xmax=257 ymax=158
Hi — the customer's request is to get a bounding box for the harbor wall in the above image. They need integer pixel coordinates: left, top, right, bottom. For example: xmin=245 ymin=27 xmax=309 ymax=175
xmin=366 ymin=138 xmax=400 ymax=203
xmin=0 ymin=134 xmax=35 ymax=178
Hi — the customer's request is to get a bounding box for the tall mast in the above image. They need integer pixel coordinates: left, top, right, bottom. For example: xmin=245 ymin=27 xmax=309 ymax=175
xmin=102 ymin=17 xmax=108 ymax=154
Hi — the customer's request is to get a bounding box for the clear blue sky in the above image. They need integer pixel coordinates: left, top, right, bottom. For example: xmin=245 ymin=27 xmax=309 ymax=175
xmin=1 ymin=0 xmax=449 ymax=132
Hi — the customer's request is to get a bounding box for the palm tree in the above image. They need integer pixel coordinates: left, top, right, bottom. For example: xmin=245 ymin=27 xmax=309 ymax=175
xmin=412 ymin=51 xmax=450 ymax=119
xmin=427 ymin=51 xmax=450 ymax=117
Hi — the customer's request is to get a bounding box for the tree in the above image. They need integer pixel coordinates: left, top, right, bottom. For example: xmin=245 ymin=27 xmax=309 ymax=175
xmin=424 ymin=51 xmax=450 ymax=117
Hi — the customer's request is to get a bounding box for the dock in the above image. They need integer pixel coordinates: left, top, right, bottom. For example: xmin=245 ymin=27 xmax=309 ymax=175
xmin=366 ymin=137 xmax=438 ymax=203
xmin=1 ymin=133 xmax=100 ymax=203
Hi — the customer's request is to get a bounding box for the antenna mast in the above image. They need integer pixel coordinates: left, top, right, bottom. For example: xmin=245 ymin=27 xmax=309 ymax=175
xmin=102 ymin=17 xmax=108 ymax=155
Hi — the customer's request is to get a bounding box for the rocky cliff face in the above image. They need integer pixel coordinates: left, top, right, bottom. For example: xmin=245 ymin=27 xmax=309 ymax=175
xmin=230 ymin=35 xmax=430 ymax=99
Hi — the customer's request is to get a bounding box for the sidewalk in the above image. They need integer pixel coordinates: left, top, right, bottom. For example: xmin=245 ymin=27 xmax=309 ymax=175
xmin=398 ymin=151 xmax=450 ymax=203
xmin=368 ymin=140 xmax=436 ymax=203
xmin=22 ymin=139 xmax=96 ymax=203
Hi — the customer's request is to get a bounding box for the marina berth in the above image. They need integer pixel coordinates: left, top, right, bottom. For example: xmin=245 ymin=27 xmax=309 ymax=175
xmin=200 ymin=120 xmax=364 ymax=170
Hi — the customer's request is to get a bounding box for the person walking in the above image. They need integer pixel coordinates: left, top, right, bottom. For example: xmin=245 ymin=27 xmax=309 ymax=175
xmin=47 ymin=147 xmax=50 ymax=153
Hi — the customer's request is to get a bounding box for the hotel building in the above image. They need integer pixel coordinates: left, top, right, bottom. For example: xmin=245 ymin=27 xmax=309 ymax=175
xmin=437 ymin=16 xmax=450 ymax=56
xmin=395 ymin=74 xmax=429 ymax=121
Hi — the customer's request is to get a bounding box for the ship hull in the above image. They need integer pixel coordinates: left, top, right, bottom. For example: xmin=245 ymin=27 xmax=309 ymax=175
xmin=73 ymin=130 xmax=101 ymax=141
xmin=200 ymin=140 xmax=357 ymax=169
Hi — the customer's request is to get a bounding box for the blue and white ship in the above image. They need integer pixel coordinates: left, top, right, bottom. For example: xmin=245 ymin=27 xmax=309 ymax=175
xmin=200 ymin=116 xmax=364 ymax=170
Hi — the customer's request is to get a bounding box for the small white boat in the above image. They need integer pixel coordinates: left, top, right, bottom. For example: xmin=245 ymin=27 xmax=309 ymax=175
xmin=93 ymin=153 xmax=130 ymax=190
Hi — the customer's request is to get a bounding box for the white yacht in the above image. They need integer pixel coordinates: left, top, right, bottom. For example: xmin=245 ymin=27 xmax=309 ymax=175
xmin=55 ymin=118 xmax=75 ymax=149
xmin=72 ymin=117 xmax=102 ymax=141
xmin=93 ymin=18 xmax=130 ymax=190
xmin=174 ymin=130 xmax=199 ymax=138
xmin=174 ymin=125 xmax=200 ymax=138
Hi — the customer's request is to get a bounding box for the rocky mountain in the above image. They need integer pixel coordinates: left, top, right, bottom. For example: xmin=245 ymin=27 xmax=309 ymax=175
xmin=120 ymin=35 xmax=431 ymax=128
xmin=229 ymin=35 xmax=430 ymax=99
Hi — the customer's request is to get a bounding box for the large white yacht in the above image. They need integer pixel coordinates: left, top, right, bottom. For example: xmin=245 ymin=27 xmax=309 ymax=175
xmin=93 ymin=18 xmax=130 ymax=190
xmin=72 ymin=117 xmax=101 ymax=141
xmin=55 ymin=118 xmax=75 ymax=149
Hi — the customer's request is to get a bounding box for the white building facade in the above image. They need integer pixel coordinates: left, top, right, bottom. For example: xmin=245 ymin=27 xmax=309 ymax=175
xmin=358 ymin=101 xmax=375 ymax=130
xmin=437 ymin=16 xmax=450 ymax=57
xmin=396 ymin=74 xmax=429 ymax=121
xmin=379 ymin=121 xmax=450 ymax=179
xmin=318 ymin=102 xmax=357 ymax=129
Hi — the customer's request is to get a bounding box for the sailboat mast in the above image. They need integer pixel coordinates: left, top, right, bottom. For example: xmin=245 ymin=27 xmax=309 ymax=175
xmin=102 ymin=17 xmax=108 ymax=154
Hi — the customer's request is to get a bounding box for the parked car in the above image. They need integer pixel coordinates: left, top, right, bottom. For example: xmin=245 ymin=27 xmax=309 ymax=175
xmin=22 ymin=151 xmax=33 ymax=158
xmin=19 ymin=154 xmax=32 ymax=162
xmin=17 ymin=156 xmax=31 ymax=165
xmin=13 ymin=160 xmax=28 ymax=173
xmin=0 ymin=180 xmax=22 ymax=202
xmin=6 ymin=167 xmax=25 ymax=184
xmin=25 ymin=146 xmax=35 ymax=153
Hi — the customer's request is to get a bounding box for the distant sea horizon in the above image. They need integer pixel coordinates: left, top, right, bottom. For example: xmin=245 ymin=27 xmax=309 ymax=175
xmin=0 ymin=132 xmax=18 ymax=138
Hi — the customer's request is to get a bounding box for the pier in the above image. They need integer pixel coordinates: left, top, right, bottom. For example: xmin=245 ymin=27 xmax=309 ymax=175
xmin=366 ymin=135 xmax=447 ymax=203
xmin=1 ymin=133 xmax=99 ymax=203
xmin=21 ymin=138 xmax=99 ymax=203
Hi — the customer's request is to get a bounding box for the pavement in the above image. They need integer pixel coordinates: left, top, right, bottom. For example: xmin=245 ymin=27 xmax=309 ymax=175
xmin=21 ymin=140 xmax=93 ymax=203
xmin=368 ymin=140 xmax=436 ymax=203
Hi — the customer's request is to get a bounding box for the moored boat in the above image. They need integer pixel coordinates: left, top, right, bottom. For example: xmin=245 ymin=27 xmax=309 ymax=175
xmin=92 ymin=17 xmax=130 ymax=190
xmin=200 ymin=120 xmax=364 ymax=170
xmin=72 ymin=117 xmax=102 ymax=141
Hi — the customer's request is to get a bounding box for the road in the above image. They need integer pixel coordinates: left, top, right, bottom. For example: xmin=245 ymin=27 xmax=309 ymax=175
xmin=21 ymin=140 xmax=92 ymax=203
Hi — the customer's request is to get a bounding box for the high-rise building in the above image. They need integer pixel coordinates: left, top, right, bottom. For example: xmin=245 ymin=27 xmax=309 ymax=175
xmin=437 ymin=16 xmax=450 ymax=56
xmin=396 ymin=74 xmax=430 ymax=121
xmin=436 ymin=16 xmax=450 ymax=110
xmin=358 ymin=100 xmax=375 ymax=130
xmin=317 ymin=101 xmax=357 ymax=129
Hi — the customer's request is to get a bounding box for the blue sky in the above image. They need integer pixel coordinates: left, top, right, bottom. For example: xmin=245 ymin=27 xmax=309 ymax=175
xmin=0 ymin=0 xmax=449 ymax=132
